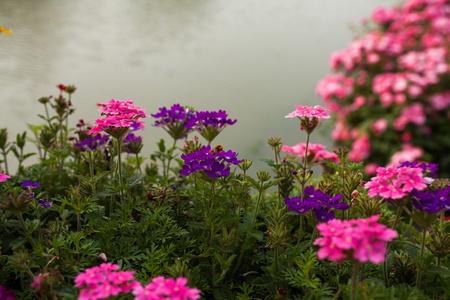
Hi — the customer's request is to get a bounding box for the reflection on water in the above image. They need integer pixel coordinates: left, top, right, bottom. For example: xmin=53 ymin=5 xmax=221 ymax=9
xmin=0 ymin=0 xmax=399 ymax=173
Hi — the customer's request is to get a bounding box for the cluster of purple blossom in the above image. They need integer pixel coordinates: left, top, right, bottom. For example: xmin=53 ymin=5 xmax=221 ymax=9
xmin=284 ymin=185 xmax=350 ymax=222
xmin=151 ymin=104 xmax=236 ymax=143
xmin=179 ymin=145 xmax=242 ymax=178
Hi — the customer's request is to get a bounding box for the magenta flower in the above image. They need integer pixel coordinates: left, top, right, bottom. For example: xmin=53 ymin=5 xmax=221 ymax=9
xmin=285 ymin=105 xmax=330 ymax=134
xmin=0 ymin=173 xmax=11 ymax=182
xmin=285 ymin=105 xmax=330 ymax=119
xmin=74 ymin=263 xmax=139 ymax=300
xmin=132 ymin=276 xmax=201 ymax=300
xmin=364 ymin=166 xmax=432 ymax=201
xmin=88 ymin=99 xmax=146 ymax=136
xmin=313 ymin=214 xmax=398 ymax=264
xmin=0 ymin=285 xmax=16 ymax=300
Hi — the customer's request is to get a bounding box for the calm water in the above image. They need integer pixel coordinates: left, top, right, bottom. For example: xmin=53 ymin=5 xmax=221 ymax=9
xmin=0 ymin=0 xmax=399 ymax=173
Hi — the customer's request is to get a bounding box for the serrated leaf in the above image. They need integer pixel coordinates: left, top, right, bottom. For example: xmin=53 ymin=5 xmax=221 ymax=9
xmin=259 ymin=157 xmax=275 ymax=167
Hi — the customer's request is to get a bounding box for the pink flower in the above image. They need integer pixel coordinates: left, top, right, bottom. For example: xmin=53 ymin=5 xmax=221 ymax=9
xmin=88 ymin=99 xmax=147 ymax=136
xmin=364 ymin=165 xmax=431 ymax=200
xmin=388 ymin=144 xmax=423 ymax=167
xmin=314 ymin=215 xmax=397 ymax=264
xmin=30 ymin=273 xmax=49 ymax=292
xmin=370 ymin=118 xmax=388 ymax=136
xmin=0 ymin=173 xmax=10 ymax=182
xmin=74 ymin=263 xmax=138 ymax=300
xmin=133 ymin=276 xmax=201 ymax=300
xmin=285 ymin=105 xmax=330 ymax=119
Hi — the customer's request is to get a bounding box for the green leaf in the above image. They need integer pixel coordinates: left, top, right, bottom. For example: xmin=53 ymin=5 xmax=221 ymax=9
xmin=243 ymin=175 xmax=259 ymax=190
xmin=262 ymin=178 xmax=284 ymax=191
xmin=259 ymin=157 xmax=275 ymax=167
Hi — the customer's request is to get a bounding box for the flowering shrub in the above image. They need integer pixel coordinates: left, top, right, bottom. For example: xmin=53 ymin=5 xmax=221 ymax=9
xmin=316 ymin=0 xmax=450 ymax=176
xmin=1 ymin=86 xmax=450 ymax=299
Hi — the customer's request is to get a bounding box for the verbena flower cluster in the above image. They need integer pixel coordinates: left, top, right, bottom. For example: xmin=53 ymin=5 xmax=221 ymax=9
xmin=74 ymin=263 xmax=139 ymax=299
xmin=0 ymin=173 xmax=11 ymax=182
xmin=132 ymin=276 xmax=201 ymax=300
xmin=88 ymin=100 xmax=146 ymax=136
xmin=313 ymin=214 xmax=398 ymax=264
xmin=412 ymin=186 xmax=450 ymax=213
xmin=151 ymin=104 xmax=237 ymax=143
xmin=316 ymin=0 xmax=450 ymax=175
xmin=364 ymin=165 xmax=432 ymax=200
xmin=285 ymin=105 xmax=330 ymax=133
xmin=179 ymin=145 xmax=242 ymax=178
xmin=284 ymin=185 xmax=349 ymax=222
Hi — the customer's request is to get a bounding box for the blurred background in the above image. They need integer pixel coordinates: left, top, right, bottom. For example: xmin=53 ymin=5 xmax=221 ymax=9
xmin=0 ymin=0 xmax=399 ymax=173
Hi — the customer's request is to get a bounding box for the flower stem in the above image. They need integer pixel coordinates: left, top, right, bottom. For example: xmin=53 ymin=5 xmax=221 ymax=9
xmin=351 ymin=263 xmax=360 ymax=300
xmin=384 ymin=205 xmax=403 ymax=287
xmin=164 ymin=138 xmax=177 ymax=182
xmin=234 ymin=180 xmax=264 ymax=275
xmin=416 ymin=227 xmax=427 ymax=287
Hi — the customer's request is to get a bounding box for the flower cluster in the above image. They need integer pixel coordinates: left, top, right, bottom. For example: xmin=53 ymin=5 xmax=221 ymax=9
xmin=122 ymin=133 xmax=143 ymax=154
xmin=364 ymin=165 xmax=432 ymax=201
xmin=313 ymin=214 xmax=398 ymax=264
xmin=316 ymin=0 xmax=450 ymax=175
xmin=75 ymin=135 xmax=110 ymax=152
xmin=132 ymin=276 xmax=200 ymax=300
xmin=281 ymin=142 xmax=339 ymax=164
xmin=412 ymin=186 xmax=450 ymax=214
xmin=151 ymin=104 xmax=195 ymax=140
xmin=88 ymin=100 xmax=146 ymax=136
xmin=0 ymin=285 xmax=15 ymax=300
xmin=284 ymin=185 xmax=349 ymax=222
xmin=152 ymin=105 xmax=237 ymax=144
xmin=179 ymin=145 xmax=242 ymax=178
xmin=74 ymin=263 xmax=139 ymax=300
xmin=38 ymin=200 xmax=53 ymax=208
xmin=285 ymin=105 xmax=330 ymax=133
xmin=0 ymin=173 xmax=10 ymax=182
xmin=189 ymin=110 xmax=237 ymax=144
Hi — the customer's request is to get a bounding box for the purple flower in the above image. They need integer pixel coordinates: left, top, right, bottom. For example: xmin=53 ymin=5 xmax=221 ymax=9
xmin=0 ymin=285 xmax=16 ymax=300
xmin=188 ymin=110 xmax=237 ymax=144
xmin=75 ymin=135 xmax=110 ymax=152
xmin=284 ymin=185 xmax=349 ymax=222
xmin=412 ymin=186 xmax=450 ymax=214
xmin=38 ymin=200 xmax=53 ymax=208
xmin=152 ymin=104 xmax=195 ymax=140
xmin=122 ymin=133 xmax=143 ymax=154
xmin=179 ymin=145 xmax=242 ymax=178
xmin=21 ymin=181 xmax=40 ymax=188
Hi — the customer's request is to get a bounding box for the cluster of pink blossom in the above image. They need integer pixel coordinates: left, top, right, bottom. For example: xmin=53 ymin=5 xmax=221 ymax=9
xmin=285 ymin=105 xmax=330 ymax=119
xmin=313 ymin=214 xmax=398 ymax=264
xmin=132 ymin=276 xmax=201 ymax=300
xmin=316 ymin=0 xmax=450 ymax=173
xmin=74 ymin=263 xmax=139 ymax=300
xmin=88 ymin=99 xmax=147 ymax=135
xmin=281 ymin=143 xmax=339 ymax=163
xmin=364 ymin=165 xmax=432 ymax=200
xmin=0 ymin=173 xmax=10 ymax=182
xmin=73 ymin=263 xmax=201 ymax=300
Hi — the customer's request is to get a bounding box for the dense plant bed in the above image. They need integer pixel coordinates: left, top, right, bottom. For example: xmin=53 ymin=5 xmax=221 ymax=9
xmin=0 ymin=86 xmax=449 ymax=300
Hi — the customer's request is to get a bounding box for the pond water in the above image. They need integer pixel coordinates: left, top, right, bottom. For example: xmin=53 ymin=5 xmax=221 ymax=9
xmin=0 ymin=0 xmax=399 ymax=173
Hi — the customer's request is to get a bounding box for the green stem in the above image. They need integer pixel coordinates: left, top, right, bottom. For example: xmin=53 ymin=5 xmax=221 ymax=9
xmin=16 ymin=212 xmax=36 ymax=248
xmin=164 ymin=139 xmax=177 ymax=182
xmin=234 ymin=181 xmax=264 ymax=274
xmin=384 ymin=205 xmax=403 ymax=287
xmin=416 ymin=227 xmax=427 ymax=287
xmin=2 ymin=150 xmax=8 ymax=174
xmin=351 ymin=263 xmax=360 ymax=300
xmin=135 ymin=153 xmax=142 ymax=174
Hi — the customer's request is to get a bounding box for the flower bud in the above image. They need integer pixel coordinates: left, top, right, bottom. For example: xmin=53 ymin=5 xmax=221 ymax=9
xmin=257 ymin=171 xmax=271 ymax=182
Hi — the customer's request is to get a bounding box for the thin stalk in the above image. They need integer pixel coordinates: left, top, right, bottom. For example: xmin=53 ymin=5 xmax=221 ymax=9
xmin=16 ymin=212 xmax=36 ymax=248
xmin=164 ymin=138 xmax=177 ymax=182
xmin=416 ymin=227 xmax=427 ymax=287
xmin=2 ymin=150 xmax=9 ymax=174
xmin=135 ymin=153 xmax=142 ymax=174
xmin=233 ymin=181 xmax=264 ymax=274
xmin=384 ymin=205 xmax=403 ymax=287
xmin=351 ymin=263 xmax=360 ymax=300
